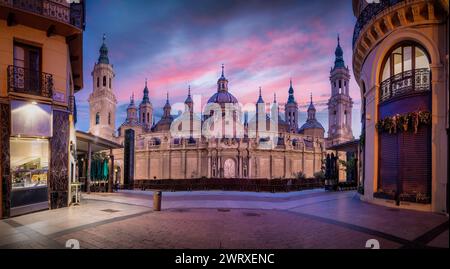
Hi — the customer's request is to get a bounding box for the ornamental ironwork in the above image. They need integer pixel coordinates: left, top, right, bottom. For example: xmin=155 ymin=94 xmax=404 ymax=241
xmin=352 ymin=0 xmax=403 ymax=49
xmin=379 ymin=68 xmax=430 ymax=104
xmin=7 ymin=65 xmax=53 ymax=98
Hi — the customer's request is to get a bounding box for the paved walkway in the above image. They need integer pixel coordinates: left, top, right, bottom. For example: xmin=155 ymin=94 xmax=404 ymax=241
xmin=0 ymin=190 xmax=448 ymax=249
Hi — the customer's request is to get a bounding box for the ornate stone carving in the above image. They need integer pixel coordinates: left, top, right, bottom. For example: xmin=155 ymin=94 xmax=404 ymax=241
xmin=49 ymin=110 xmax=69 ymax=209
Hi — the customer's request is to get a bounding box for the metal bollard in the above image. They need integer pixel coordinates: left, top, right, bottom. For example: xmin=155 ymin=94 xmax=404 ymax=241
xmin=153 ymin=190 xmax=162 ymax=211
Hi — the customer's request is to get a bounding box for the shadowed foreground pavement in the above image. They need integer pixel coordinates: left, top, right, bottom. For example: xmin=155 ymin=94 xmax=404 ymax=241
xmin=0 ymin=190 xmax=448 ymax=249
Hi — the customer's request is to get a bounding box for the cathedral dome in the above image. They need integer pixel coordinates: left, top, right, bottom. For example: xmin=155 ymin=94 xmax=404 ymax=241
xmin=299 ymin=120 xmax=324 ymax=131
xmin=207 ymin=91 xmax=238 ymax=104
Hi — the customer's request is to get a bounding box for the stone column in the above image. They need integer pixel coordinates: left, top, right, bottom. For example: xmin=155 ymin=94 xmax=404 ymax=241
xmin=86 ymin=142 xmax=91 ymax=194
xmin=207 ymin=154 xmax=211 ymax=178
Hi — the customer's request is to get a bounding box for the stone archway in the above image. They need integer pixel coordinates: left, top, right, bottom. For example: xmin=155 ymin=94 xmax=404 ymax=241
xmin=223 ymin=158 xmax=236 ymax=178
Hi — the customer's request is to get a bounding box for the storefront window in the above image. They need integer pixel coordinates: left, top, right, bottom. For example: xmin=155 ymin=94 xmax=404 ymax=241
xmin=10 ymin=138 xmax=49 ymax=189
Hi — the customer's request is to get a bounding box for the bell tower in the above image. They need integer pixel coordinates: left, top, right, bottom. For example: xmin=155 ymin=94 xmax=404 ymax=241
xmin=285 ymin=79 xmax=299 ymax=133
xmin=327 ymin=35 xmax=353 ymax=146
xmin=88 ymin=34 xmax=117 ymax=141
xmin=139 ymin=78 xmax=153 ymax=130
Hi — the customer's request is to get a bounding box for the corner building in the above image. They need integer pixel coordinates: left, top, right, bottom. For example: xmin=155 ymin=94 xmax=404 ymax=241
xmin=352 ymin=0 xmax=448 ymax=213
xmin=0 ymin=0 xmax=85 ymax=217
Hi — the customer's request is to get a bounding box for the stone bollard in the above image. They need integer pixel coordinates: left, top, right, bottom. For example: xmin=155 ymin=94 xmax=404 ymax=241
xmin=153 ymin=190 xmax=162 ymax=211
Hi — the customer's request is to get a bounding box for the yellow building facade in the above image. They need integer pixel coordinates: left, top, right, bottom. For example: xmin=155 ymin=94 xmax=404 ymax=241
xmin=0 ymin=0 xmax=85 ymax=217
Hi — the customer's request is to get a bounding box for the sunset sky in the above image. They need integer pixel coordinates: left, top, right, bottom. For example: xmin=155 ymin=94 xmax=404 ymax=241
xmin=75 ymin=0 xmax=361 ymax=136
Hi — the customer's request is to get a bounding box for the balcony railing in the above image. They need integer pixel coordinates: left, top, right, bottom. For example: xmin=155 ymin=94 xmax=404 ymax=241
xmin=352 ymin=0 xmax=403 ymax=48
xmin=7 ymin=65 xmax=53 ymax=98
xmin=379 ymin=68 xmax=430 ymax=104
xmin=0 ymin=0 xmax=85 ymax=29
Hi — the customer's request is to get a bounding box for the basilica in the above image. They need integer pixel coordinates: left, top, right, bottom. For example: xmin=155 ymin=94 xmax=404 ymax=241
xmin=88 ymin=37 xmax=353 ymax=182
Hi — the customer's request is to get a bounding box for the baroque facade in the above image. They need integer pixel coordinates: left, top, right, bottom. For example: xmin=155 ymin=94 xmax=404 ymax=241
xmin=352 ymin=0 xmax=448 ymax=213
xmin=89 ymin=37 xmax=354 ymax=182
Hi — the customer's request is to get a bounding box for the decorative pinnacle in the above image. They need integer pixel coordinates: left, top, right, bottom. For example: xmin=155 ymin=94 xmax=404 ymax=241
xmin=337 ymin=34 xmax=340 ymax=46
xmin=221 ymin=64 xmax=225 ymax=77
xmin=274 ymin=93 xmax=277 ymax=103
xmin=103 ymin=33 xmax=106 ymax=43
xmin=310 ymin=92 xmax=313 ymax=103
xmin=188 ymin=85 xmax=191 ymax=96
xmin=145 ymin=78 xmax=147 ymax=87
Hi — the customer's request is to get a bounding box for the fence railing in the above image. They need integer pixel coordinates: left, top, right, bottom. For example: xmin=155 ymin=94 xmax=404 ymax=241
xmin=0 ymin=0 xmax=85 ymax=29
xmin=7 ymin=65 xmax=53 ymax=98
xmin=352 ymin=0 xmax=403 ymax=48
xmin=380 ymin=68 xmax=430 ymax=104
xmin=122 ymin=178 xmax=325 ymax=193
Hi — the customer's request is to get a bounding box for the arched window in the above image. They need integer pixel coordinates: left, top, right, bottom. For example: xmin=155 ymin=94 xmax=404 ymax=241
xmin=109 ymin=77 xmax=112 ymax=89
xmin=108 ymin=112 xmax=111 ymax=125
xmin=97 ymin=77 xmax=99 ymax=87
xmin=95 ymin=112 xmax=100 ymax=125
xmin=103 ymin=76 xmax=106 ymax=87
xmin=142 ymin=113 xmax=145 ymax=123
xmin=377 ymin=41 xmax=432 ymax=204
xmin=380 ymin=42 xmax=430 ymax=102
xmin=147 ymin=113 xmax=150 ymax=123
xmin=344 ymin=110 xmax=347 ymax=125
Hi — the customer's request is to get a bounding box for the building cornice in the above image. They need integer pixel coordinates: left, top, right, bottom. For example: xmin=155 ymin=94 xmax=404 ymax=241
xmin=352 ymin=0 xmax=447 ymax=82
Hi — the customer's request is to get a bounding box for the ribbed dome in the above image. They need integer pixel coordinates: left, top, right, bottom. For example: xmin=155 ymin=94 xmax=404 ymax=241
xmin=299 ymin=120 xmax=324 ymax=131
xmin=207 ymin=91 xmax=238 ymax=104
xmin=152 ymin=116 xmax=174 ymax=132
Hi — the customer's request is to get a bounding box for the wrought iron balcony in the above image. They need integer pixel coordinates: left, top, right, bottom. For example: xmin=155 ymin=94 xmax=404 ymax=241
xmin=7 ymin=65 xmax=53 ymax=98
xmin=379 ymin=68 xmax=430 ymax=104
xmin=352 ymin=0 xmax=403 ymax=49
xmin=0 ymin=0 xmax=85 ymax=30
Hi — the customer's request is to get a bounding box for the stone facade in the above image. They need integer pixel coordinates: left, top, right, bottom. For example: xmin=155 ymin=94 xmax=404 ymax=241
xmin=352 ymin=0 xmax=448 ymax=213
xmin=110 ymin=67 xmax=326 ymax=181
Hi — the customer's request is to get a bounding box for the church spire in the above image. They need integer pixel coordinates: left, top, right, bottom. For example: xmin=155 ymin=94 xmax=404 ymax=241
xmin=334 ymin=33 xmax=345 ymax=69
xmin=129 ymin=92 xmax=135 ymax=106
xmin=98 ymin=33 xmax=109 ymax=64
xmin=256 ymin=86 xmax=264 ymax=104
xmin=141 ymin=78 xmax=150 ymax=104
xmin=185 ymin=85 xmax=193 ymax=104
xmin=287 ymin=79 xmax=296 ymax=104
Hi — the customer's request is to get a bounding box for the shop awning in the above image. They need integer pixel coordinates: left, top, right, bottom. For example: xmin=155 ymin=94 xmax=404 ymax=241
xmin=76 ymin=130 xmax=122 ymax=153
